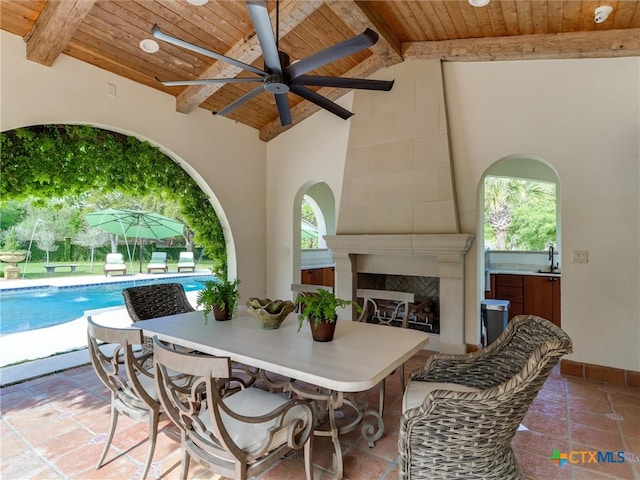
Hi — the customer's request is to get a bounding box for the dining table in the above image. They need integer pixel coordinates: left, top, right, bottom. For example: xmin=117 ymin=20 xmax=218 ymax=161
xmin=136 ymin=309 xmax=429 ymax=479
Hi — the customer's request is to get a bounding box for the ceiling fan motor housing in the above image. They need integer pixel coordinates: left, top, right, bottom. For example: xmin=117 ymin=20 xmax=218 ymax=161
xmin=264 ymin=76 xmax=289 ymax=93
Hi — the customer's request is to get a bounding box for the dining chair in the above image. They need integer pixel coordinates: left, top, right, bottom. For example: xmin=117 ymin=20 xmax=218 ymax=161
xmin=356 ymin=288 xmax=415 ymax=416
xmin=122 ymin=282 xmax=196 ymax=360
xmin=399 ymin=315 xmax=572 ymax=480
xmin=86 ymin=316 xmax=162 ymax=480
xmin=152 ymin=337 xmax=315 ymax=480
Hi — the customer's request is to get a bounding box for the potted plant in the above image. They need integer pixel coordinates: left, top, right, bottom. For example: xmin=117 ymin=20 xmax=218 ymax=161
xmin=197 ymin=278 xmax=240 ymax=322
xmin=295 ymin=288 xmax=361 ymax=342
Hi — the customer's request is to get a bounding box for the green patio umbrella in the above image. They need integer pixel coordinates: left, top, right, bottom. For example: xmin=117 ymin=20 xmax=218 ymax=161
xmin=84 ymin=208 xmax=184 ymax=273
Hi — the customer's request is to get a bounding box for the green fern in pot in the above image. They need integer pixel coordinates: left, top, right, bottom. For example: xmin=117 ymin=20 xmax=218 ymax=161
xmin=197 ymin=278 xmax=240 ymax=322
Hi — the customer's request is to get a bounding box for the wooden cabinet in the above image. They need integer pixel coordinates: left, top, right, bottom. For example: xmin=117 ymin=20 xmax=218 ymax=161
xmin=524 ymin=275 xmax=561 ymax=327
xmin=301 ymin=267 xmax=335 ymax=288
xmin=494 ymin=275 xmax=524 ymax=319
xmin=491 ymin=274 xmax=561 ymax=327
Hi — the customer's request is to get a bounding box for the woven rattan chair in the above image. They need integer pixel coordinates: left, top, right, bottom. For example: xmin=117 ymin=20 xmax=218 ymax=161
xmin=399 ymin=315 xmax=573 ymax=480
xmin=86 ymin=317 xmax=162 ymax=480
xmin=152 ymin=337 xmax=315 ymax=480
xmin=122 ymin=282 xmax=195 ymax=357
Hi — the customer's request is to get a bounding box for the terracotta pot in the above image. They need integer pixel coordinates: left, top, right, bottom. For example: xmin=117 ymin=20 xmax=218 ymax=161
xmin=309 ymin=317 xmax=337 ymax=342
xmin=213 ymin=305 xmax=231 ymax=321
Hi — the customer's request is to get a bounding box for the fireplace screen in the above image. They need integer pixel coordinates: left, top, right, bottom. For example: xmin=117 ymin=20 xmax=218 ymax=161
xmin=356 ymin=273 xmax=439 ymax=334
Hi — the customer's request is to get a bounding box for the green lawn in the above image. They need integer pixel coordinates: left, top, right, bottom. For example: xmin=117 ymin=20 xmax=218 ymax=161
xmin=1 ymin=261 xmax=208 ymax=280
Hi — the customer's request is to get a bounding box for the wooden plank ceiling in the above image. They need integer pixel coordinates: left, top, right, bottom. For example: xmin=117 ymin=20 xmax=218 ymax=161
xmin=2 ymin=0 xmax=639 ymax=141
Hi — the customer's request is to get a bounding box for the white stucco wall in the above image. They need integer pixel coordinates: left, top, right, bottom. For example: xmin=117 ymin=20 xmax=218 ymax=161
xmin=444 ymin=58 xmax=640 ymax=371
xmin=1 ymin=31 xmax=267 ymax=301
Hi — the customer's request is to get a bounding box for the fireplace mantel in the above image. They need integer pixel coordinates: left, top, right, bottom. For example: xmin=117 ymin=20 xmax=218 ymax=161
xmin=325 ymin=234 xmax=475 ymax=353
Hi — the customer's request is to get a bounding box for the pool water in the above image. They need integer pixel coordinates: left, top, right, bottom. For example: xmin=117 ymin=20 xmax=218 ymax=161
xmin=0 ymin=275 xmax=215 ymax=335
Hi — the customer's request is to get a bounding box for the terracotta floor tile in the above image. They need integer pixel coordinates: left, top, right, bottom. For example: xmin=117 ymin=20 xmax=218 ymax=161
xmin=522 ymin=411 xmax=570 ymax=439
xmin=567 ymin=395 xmax=613 ymax=415
xmin=513 ymin=449 xmax=572 ymax=480
xmin=2 ymin=350 xmax=636 ymax=480
xmin=570 ymin=425 xmax=626 ymax=453
xmin=569 ymin=409 xmax=623 ymax=433
xmin=565 ymin=444 xmax=636 ymax=479
xmin=1 ymin=449 xmax=59 ymax=480
xmin=513 ymin=430 xmax=570 ymax=458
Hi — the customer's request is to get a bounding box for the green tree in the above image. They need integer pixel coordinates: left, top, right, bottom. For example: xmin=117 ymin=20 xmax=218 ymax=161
xmin=1 ymin=125 xmax=227 ymax=274
xmin=484 ymin=176 xmax=555 ymax=250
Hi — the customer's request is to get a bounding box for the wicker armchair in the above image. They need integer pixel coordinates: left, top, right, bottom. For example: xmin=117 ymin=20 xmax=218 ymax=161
xmin=399 ymin=315 xmax=573 ymax=480
xmin=122 ymin=283 xmax=196 ymax=357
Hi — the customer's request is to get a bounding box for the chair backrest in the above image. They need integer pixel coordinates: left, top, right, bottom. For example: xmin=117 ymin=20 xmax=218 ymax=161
xmin=149 ymin=252 xmax=167 ymax=263
xmin=87 ymin=316 xmax=157 ymax=409
xmin=178 ymin=251 xmax=194 ymax=263
xmin=122 ymin=283 xmax=195 ymax=322
xmin=106 ymin=253 xmax=124 ymax=264
xmin=478 ymin=314 xmax=573 ymax=388
xmin=356 ymin=288 xmax=414 ymax=328
xmin=153 ymin=337 xmax=314 ymax=477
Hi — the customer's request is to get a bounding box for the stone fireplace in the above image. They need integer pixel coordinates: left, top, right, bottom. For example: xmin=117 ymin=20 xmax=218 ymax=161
xmin=325 ymin=234 xmax=474 ymax=353
xmin=324 ymin=61 xmax=475 ymax=353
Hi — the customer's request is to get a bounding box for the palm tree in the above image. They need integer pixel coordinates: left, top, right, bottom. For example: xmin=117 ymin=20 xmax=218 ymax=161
xmin=484 ymin=177 xmax=549 ymax=250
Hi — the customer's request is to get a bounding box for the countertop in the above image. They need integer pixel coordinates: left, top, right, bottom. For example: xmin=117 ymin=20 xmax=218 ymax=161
xmin=488 ymin=268 xmax=561 ymax=277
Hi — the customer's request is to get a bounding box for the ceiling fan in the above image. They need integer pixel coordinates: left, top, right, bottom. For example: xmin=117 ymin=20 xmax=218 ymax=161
xmin=152 ymin=0 xmax=394 ymax=127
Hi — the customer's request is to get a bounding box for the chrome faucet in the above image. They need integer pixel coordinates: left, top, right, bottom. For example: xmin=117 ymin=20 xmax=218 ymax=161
xmin=548 ymin=245 xmax=558 ymax=273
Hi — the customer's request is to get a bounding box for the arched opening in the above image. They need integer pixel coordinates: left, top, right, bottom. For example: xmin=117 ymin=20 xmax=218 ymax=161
xmin=293 ymin=182 xmax=336 ymax=286
xmin=1 ymin=124 xmax=237 ymax=278
xmin=476 ymin=154 xmax=562 ymax=333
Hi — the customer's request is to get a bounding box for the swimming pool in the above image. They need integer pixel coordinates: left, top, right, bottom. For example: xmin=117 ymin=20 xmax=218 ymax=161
xmin=0 ymin=275 xmax=215 ymax=335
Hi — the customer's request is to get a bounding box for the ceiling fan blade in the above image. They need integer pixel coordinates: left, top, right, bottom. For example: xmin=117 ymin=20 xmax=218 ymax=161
xmin=152 ymin=24 xmax=265 ymax=77
xmin=290 ymin=85 xmax=353 ymax=120
xmin=285 ymin=29 xmax=378 ymax=80
xmin=157 ymin=77 xmax=264 ymax=87
xmin=274 ymin=93 xmax=292 ymax=126
xmin=291 ymin=75 xmax=394 ymax=91
xmin=216 ymin=85 xmax=264 ymax=116
xmin=246 ymin=0 xmax=282 ymax=75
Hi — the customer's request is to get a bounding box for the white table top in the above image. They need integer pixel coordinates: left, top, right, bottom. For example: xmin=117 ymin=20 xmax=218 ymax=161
xmin=137 ymin=310 xmax=429 ymax=393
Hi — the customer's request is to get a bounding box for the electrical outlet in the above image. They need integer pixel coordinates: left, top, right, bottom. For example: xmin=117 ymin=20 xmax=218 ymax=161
xmin=572 ymin=251 xmax=588 ymax=263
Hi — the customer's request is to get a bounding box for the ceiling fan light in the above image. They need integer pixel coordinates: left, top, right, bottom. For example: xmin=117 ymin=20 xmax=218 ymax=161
xmin=468 ymin=0 xmax=490 ymax=6
xmin=187 ymin=0 xmax=209 ymax=5
xmin=139 ymin=39 xmax=160 ymax=53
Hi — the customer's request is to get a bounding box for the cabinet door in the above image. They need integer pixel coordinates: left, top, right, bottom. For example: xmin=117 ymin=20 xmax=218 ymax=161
xmin=524 ymin=276 xmax=561 ymax=327
xmin=322 ymin=267 xmax=335 ymax=288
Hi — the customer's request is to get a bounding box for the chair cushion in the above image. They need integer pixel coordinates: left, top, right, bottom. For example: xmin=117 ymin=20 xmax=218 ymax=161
xmin=199 ymin=387 xmax=308 ymax=454
xmin=402 ymin=381 xmax=479 ymax=413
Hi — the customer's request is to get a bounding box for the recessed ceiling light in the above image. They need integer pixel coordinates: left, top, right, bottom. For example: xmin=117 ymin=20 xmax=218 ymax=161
xmin=594 ymin=5 xmax=613 ymax=23
xmin=139 ymin=39 xmax=160 ymax=53
xmin=187 ymin=0 xmax=209 ymax=5
xmin=468 ymin=0 xmax=490 ymax=6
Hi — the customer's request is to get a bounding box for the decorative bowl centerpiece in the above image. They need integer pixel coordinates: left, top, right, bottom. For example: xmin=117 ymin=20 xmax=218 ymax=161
xmin=246 ymin=298 xmax=295 ymax=330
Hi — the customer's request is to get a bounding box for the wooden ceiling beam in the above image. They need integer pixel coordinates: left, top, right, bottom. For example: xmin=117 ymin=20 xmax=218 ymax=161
xmin=403 ymin=29 xmax=640 ymax=61
xmin=176 ymin=0 xmax=323 ymax=114
xmin=324 ymin=0 xmax=403 ymax=67
xmin=259 ymin=54 xmax=385 ymax=142
xmin=24 ymin=0 xmax=96 ymax=67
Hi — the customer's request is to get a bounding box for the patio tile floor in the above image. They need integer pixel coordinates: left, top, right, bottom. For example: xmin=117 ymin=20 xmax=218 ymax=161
xmin=2 ymin=350 xmax=639 ymax=480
